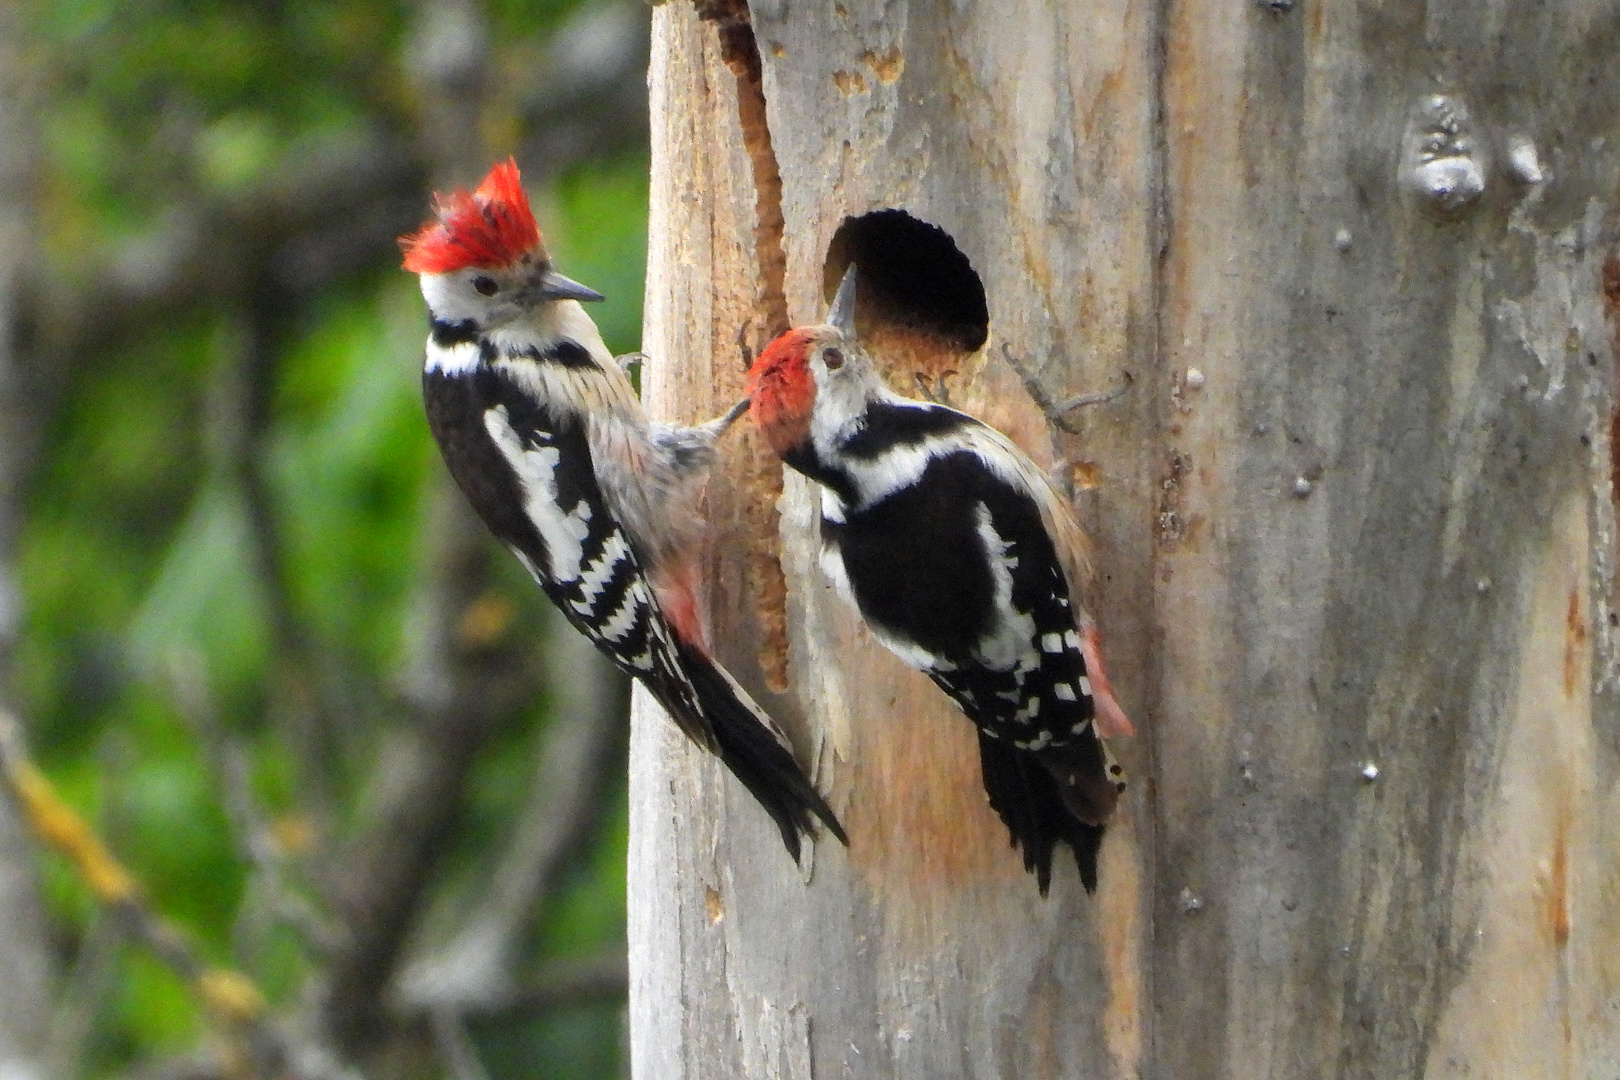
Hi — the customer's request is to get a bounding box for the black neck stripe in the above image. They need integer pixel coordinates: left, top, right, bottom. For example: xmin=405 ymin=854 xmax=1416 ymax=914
xmin=431 ymin=318 xmax=479 ymax=348
xmin=531 ymin=339 xmax=597 ymax=369
xmin=838 ymin=401 xmax=969 ymax=459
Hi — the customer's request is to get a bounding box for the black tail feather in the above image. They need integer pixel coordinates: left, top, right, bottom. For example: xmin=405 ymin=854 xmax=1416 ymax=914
xmin=663 ymin=642 xmax=848 ymax=861
xmin=977 ymin=733 xmax=1104 ymax=893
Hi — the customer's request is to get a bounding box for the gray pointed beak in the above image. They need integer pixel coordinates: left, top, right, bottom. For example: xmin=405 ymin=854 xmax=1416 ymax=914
xmin=827 ymin=263 xmax=858 ymax=336
xmin=538 ymin=269 xmax=605 ymax=303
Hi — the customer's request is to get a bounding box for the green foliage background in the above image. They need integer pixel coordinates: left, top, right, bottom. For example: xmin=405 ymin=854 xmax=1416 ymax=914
xmin=13 ymin=1 xmax=649 ymax=1076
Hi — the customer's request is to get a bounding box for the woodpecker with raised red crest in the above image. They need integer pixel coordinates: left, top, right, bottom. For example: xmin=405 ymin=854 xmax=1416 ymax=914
xmin=746 ymin=266 xmax=1131 ymax=891
xmin=402 ymin=160 xmax=844 ymax=859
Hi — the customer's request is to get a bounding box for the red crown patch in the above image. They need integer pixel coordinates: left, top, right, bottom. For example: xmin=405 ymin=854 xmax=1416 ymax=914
xmin=401 ymin=158 xmax=541 ymax=274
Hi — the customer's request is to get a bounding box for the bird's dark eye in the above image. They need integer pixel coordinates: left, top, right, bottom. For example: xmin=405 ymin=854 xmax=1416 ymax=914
xmin=823 ymin=347 xmax=845 ymax=371
xmin=472 ymin=275 xmax=499 ymax=296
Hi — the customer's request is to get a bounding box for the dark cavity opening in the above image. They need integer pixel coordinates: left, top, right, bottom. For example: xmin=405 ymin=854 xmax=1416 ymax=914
xmin=823 ymin=210 xmax=989 ymax=359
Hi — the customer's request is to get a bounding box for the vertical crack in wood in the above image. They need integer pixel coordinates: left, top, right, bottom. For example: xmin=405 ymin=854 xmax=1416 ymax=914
xmin=698 ymin=0 xmax=791 ymax=338
xmin=1143 ymin=0 xmax=1175 ymax=1065
xmin=697 ymin=0 xmax=792 ymax=691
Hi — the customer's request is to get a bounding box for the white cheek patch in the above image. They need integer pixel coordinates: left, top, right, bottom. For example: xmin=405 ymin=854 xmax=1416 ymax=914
xmin=483 ymin=405 xmax=592 ymax=583
xmin=424 ymin=339 xmax=481 ymax=375
xmin=419 ymin=272 xmax=479 ymax=324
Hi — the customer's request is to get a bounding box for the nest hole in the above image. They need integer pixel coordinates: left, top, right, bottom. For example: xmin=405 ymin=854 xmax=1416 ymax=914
xmin=823 ymin=210 xmax=988 ymax=382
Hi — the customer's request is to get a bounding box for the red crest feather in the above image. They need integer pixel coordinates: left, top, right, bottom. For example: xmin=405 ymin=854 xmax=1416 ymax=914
xmin=746 ymin=328 xmax=820 ymax=456
xmin=400 ymin=158 xmax=542 ymax=274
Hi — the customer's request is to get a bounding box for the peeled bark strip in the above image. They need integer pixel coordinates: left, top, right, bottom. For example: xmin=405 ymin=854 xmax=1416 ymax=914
xmin=632 ymin=1 xmax=1620 ymax=1077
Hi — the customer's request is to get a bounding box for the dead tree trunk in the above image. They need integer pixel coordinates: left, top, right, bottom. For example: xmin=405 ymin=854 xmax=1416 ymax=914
xmin=630 ymin=2 xmax=1620 ymax=1076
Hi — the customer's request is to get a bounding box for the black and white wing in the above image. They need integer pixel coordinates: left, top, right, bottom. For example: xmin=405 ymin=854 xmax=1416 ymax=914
xmin=823 ymin=402 xmax=1122 ymax=890
xmin=423 ymin=363 xmax=844 ymax=857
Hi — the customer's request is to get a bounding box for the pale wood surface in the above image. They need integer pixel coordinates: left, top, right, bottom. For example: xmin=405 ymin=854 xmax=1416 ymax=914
xmin=630 ymin=2 xmax=1620 ymax=1077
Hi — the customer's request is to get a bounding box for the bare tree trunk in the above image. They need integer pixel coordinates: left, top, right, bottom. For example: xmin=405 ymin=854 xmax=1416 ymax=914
xmin=631 ymin=1 xmax=1620 ymax=1078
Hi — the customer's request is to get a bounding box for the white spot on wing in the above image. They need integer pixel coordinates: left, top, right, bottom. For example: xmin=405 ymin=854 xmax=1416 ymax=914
xmin=972 ymin=503 xmax=1037 ymax=671
xmin=1078 ymin=675 xmax=1093 ymax=697
xmin=862 ymin=621 xmax=952 ymax=671
xmin=819 ymin=538 xmax=855 ymax=606
xmin=484 ymin=405 xmax=592 ymax=583
xmin=1041 ymin=632 xmax=1064 ymax=654
xmin=1054 ymin=682 xmax=1077 ymax=702
xmin=821 ymin=488 xmax=847 ymax=524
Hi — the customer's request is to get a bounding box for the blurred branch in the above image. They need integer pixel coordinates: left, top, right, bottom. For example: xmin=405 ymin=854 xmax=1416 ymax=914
xmin=446 ymin=951 xmax=628 ymax=1020
xmin=428 ymin=1008 xmax=491 ymax=1080
xmin=316 ymin=532 xmax=545 ymax=1054
xmin=315 ymin=3 xmax=523 ymax=1030
xmin=210 ymin=274 xmax=351 ymax=822
xmin=514 ymin=2 xmax=650 ymax=183
xmin=46 ymin=913 xmax=123 ymax=1080
xmin=309 ymin=0 xmax=514 ymax=1061
xmin=0 ymin=8 xmax=61 ymax=1076
xmin=0 ymin=708 xmax=306 ymax=1080
xmin=329 ymin=0 xmax=645 ymax=1053
xmin=398 ymin=616 xmax=627 ymax=1010
xmin=34 ymin=131 xmax=424 ymax=365
xmin=23 ymin=1 xmax=650 ymax=396
xmin=166 ymin=653 xmax=341 ymax=959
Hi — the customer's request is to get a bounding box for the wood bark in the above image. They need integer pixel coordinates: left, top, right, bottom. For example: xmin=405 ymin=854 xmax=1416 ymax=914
xmin=630 ymin=2 xmax=1620 ymax=1077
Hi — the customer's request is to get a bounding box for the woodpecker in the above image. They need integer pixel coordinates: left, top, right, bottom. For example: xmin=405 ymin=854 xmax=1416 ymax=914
xmin=401 ymin=160 xmax=844 ymax=859
xmin=745 ymin=266 xmax=1132 ymax=892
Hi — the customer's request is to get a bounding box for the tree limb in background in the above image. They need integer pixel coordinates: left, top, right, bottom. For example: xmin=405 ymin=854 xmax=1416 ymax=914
xmin=22 ymin=1 xmax=649 ymax=411
xmin=314 ymin=3 xmax=509 ymax=1052
xmin=0 ymin=6 xmax=64 ymax=1073
xmin=4 ymin=2 xmax=654 ymax=1075
xmin=166 ymin=652 xmax=341 ymax=962
xmin=397 ymin=610 xmax=628 ymax=1011
xmin=0 ymin=708 xmax=299 ymax=1080
xmin=209 ymin=293 xmax=351 ymax=828
xmin=45 ymin=911 xmax=122 ymax=1080
xmin=314 ymin=542 xmax=542 ymax=1056
xmin=455 ymin=952 xmax=629 ymax=1020
xmin=428 ymin=1008 xmax=492 ymax=1080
